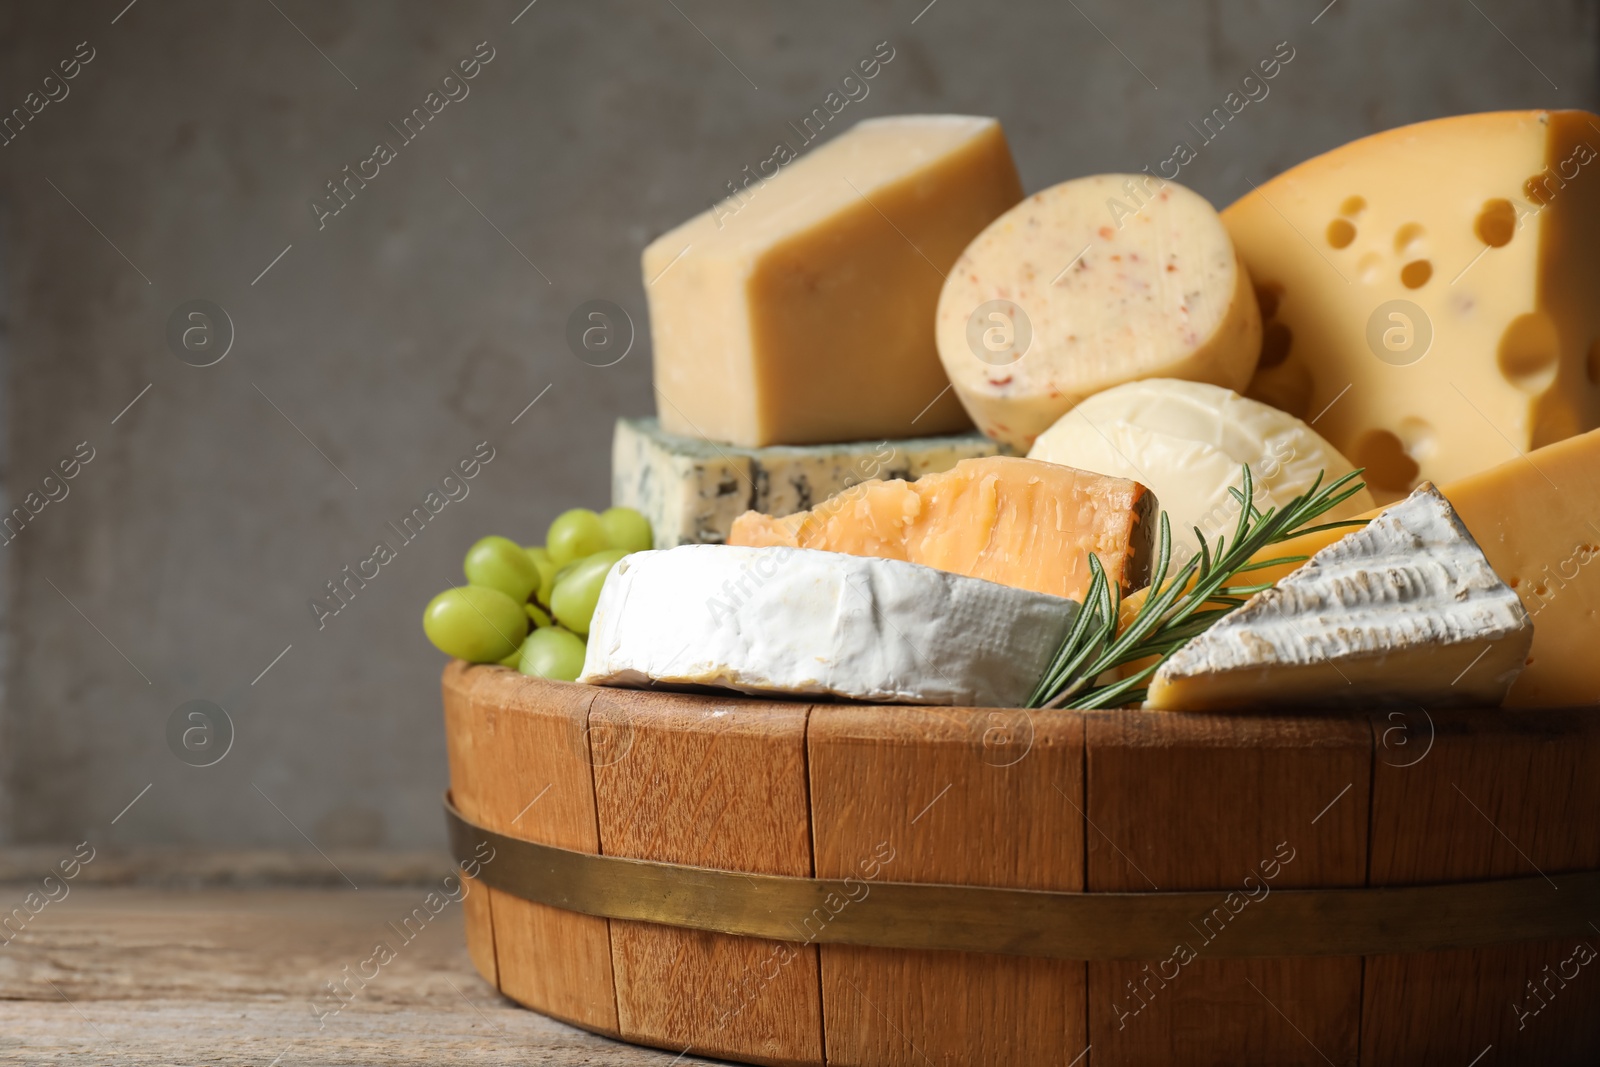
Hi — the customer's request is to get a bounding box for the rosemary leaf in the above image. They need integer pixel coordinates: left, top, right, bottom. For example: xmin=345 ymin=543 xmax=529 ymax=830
xmin=1026 ymin=464 xmax=1369 ymax=710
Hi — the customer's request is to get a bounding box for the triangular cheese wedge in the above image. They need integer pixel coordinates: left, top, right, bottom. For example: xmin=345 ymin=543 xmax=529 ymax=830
xmin=581 ymin=545 xmax=1080 ymax=708
xmin=1147 ymin=484 xmax=1532 ymax=711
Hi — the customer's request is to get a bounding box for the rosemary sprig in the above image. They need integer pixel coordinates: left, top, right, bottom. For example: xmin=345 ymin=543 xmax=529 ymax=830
xmin=1026 ymin=465 xmax=1368 ymax=710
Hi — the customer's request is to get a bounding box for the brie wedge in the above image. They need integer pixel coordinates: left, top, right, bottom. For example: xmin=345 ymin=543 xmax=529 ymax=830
xmin=580 ymin=545 xmax=1079 ymax=707
xmin=1147 ymin=484 xmax=1532 ymax=711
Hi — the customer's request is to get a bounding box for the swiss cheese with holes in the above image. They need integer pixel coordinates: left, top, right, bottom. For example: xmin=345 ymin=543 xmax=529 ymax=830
xmin=1224 ymin=110 xmax=1600 ymax=502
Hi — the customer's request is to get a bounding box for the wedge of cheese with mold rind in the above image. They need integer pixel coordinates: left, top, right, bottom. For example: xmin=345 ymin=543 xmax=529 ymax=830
xmin=1223 ymin=110 xmax=1600 ymax=503
xmin=728 ymin=455 xmax=1153 ymax=601
xmin=934 ymin=175 xmax=1262 ymax=451
xmin=1028 ymin=379 xmax=1374 ymax=566
xmin=1190 ymin=426 xmax=1600 ymax=707
xmin=611 ymin=417 xmax=1001 ymax=547
xmin=580 ymin=545 xmax=1079 ymax=708
xmin=643 ymin=114 xmax=1023 ymax=448
xmin=1147 ymin=484 xmax=1532 ymax=712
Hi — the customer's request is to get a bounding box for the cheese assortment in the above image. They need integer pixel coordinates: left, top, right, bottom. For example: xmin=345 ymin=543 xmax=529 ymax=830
xmin=643 ymin=115 xmax=1023 ymax=448
xmin=1223 ymin=110 xmax=1600 ymax=499
xmin=1146 ymin=484 xmax=1532 ymax=711
xmin=423 ymin=109 xmax=1600 ymax=716
xmin=728 ymin=455 xmax=1153 ymax=600
xmin=1026 ymin=379 xmax=1374 ymax=564
xmin=612 ymin=416 xmax=1000 ymax=548
xmin=579 ymin=545 xmax=1079 ymax=707
xmin=934 ymin=175 xmax=1262 ymax=450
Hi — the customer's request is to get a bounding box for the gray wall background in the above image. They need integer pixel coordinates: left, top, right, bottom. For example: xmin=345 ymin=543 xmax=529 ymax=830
xmin=0 ymin=0 xmax=1594 ymax=849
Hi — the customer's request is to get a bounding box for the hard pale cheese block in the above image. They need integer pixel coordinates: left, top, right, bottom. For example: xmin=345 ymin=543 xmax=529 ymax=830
xmin=1224 ymin=110 xmax=1600 ymax=502
xmin=1148 ymin=485 xmax=1532 ymax=711
xmin=1028 ymin=379 xmax=1373 ymax=565
xmin=935 ymin=175 xmax=1261 ymax=450
xmin=1251 ymin=426 xmax=1600 ymax=707
xmin=580 ymin=545 xmax=1079 ymax=708
xmin=729 ymin=455 xmax=1153 ymax=600
xmin=644 ymin=115 xmax=1023 ymax=447
xmin=611 ymin=416 xmax=1000 ymax=547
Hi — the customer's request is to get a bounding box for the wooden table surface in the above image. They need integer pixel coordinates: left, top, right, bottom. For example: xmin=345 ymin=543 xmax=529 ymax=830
xmin=0 ymin=884 xmax=718 ymax=1066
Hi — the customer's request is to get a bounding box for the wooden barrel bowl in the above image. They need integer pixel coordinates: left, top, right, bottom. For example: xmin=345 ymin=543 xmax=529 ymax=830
xmin=441 ymin=661 xmax=1600 ymax=1067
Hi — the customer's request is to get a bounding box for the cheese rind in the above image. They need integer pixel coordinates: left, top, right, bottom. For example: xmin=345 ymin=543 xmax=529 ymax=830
xmin=935 ymin=175 xmax=1262 ymax=450
xmin=1027 ymin=379 xmax=1374 ymax=565
xmin=1252 ymin=426 xmax=1600 ymax=707
xmin=1125 ymin=429 xmax=1600 ymax=707
xmin=580 ymin=545 xmax=1079 ymax=707
xmin=611 ymin=417 xmax=1001 ymax=547
xmin=728 ymin=455 xmax=1153 ymax=600
xmin=644 ymin=115 xmax=1023 ymax=447
xmin=1148 ymin=485 xmax=1532 ymax=711
xmin=1223 ymin=110 xmax=1600 ymax=501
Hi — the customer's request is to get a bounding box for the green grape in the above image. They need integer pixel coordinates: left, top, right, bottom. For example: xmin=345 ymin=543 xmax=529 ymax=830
xmin=600 ymin=506 xmax=653 ymax=553
xmin=497 ymin=646 xmax=523 ymax=667
xmin=523 ymin=545 xmax=557 ymax=605
xmin=549 ymin=549 xmax=628 ymax=636
xmin=526 ymin=602 xmax=553 ymax=628
xmin=546 ymin=508 xmax=609 ymax=566
xmin=422 ymin=586 xmax=529 ymax=663
xmin=517 ymin=626 xmax=588 ymax=682
xmin=464 ymin=535 xmax=539 ymax=602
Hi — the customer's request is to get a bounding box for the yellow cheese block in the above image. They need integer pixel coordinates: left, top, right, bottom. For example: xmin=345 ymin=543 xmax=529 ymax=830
xmin=1449 ymin=430 xmax=1600 ymax=706
xmin=1128 ymin=427 xmax=1600 ymax=707
xmin=728 ymin=455 xmax=1154 ymax=600
xmin=1223 ymin=110 xmax=1600 ymax=502
xmin=642 ymin=115 xmax=1023 ymax=447
xmin=934 ymin=175 xmax=1262 ymax=451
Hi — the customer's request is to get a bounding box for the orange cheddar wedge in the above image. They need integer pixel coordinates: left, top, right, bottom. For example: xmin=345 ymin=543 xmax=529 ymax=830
xmin=728 ymin=455 xmax=1153 ymax=601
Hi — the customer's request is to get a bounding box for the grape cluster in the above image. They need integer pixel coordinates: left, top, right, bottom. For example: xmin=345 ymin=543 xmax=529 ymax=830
xmin=421 ymin=506 xmax=652 ymax=681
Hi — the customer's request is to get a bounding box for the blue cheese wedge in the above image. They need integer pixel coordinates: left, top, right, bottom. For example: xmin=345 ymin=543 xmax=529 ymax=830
xmin=611 ymin=417 xmax=1000 ymax=547
xmin=1148 ymin=484 xmax=1533 ymax=711
xmin=580 ymin=544 xmax=1078 ymax=707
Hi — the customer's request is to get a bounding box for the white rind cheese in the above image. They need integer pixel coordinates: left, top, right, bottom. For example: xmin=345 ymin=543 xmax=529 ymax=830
xmin=1027 ymin=379 xmax=1375 ymax=566
xmin=1148 ymin=484 xmax=1532 ymax=711
xmin=580 ymin=544 xmax=1078 ymax=707
xmin=612 ymin=417 xmax=1001 ymax=547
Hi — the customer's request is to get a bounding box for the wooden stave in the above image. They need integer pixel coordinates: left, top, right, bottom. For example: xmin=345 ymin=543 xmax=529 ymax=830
xmin=442 ymin=663 xmax=1600 ymax=1067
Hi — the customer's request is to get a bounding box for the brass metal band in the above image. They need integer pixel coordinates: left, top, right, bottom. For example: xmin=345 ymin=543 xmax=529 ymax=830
xmin=445 ymin=794 xmax=1600 ymax=961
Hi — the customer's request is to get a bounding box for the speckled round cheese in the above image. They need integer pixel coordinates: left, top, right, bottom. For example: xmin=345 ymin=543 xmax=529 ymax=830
xmin=1028 ymin=379 xmax=1375 ymax=566
xmin=935 ymin=175 xmax=1262 ymax=450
